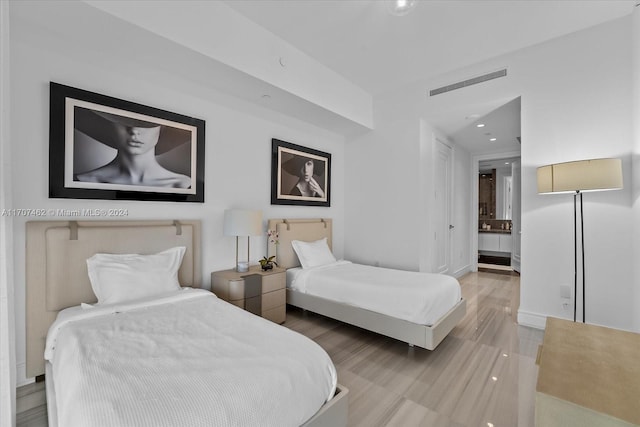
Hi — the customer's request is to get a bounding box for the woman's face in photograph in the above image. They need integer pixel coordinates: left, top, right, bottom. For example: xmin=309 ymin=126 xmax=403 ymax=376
xmin=302 ymin=160 xmax=314 ymax=182
xmin=112 ymin=122 xmax=161 ymax=155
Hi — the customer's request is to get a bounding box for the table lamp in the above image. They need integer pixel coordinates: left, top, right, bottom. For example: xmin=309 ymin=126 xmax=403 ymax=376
xmin=223 ymin=209 xmax=263 ymax=272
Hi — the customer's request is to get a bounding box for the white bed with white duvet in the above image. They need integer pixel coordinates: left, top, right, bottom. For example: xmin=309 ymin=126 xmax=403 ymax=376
xmin=287 ymin=261 xmax=462 ymax=326
xmin=45 ymin=288 xmax=337 ymax=427
xmin=269 ymin=218 xmax=466 ymax=350
xmin=25 ymin=220 xmax=348 ymax=427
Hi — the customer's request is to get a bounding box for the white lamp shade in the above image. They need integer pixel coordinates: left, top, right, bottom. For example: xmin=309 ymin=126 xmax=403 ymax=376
xmin=223 ymin=209 xmax=263 ymax=236
xmin=537 ymin=158 xmax=623 ymax=194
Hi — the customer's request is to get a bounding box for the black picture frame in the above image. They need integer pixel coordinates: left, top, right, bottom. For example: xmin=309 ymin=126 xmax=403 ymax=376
xmin=271 ymin=138 xmax=331 ymax=207
xmin=49 ymin=82 xmax=205 ymax=202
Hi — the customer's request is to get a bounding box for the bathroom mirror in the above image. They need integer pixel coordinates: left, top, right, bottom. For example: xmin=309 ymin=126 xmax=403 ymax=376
xmin=479 ymin=159 xmax=517 ymax=220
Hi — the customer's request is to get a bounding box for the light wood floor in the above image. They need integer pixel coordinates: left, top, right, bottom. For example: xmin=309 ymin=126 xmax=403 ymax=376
xmin=17 ymin=269 xmax=542 ymax=427
xmin=284 ymin=269 xmax=543 ymax=427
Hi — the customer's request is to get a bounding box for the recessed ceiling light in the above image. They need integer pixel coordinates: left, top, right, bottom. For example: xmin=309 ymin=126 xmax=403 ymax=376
xmin=476 ymin=123 xmax=485 ymax=128
xmin=505 ymin=162 xmax=510 ymax=165
xmin=388 ymin=0 xmax=417 ymax=16
xmin=489 ymin=138 xmax=497 ymax=142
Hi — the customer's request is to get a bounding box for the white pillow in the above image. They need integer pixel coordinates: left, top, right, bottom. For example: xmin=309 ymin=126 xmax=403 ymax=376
xmin=291 ymin=238 xmax=336 ymax=269
xmin=87 ymin=246 xmax=186 ymax=305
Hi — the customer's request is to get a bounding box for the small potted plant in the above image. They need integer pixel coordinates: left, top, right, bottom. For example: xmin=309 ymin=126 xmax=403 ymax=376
xmin=259 ymin=255 xmax=277 ymax=271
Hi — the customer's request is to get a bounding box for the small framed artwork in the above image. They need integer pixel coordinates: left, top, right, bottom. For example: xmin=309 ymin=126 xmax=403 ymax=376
xmin=271 ymin=138 xmax=331 ymax=207
xmin=49 ymin=82 xmax=206 ymax=202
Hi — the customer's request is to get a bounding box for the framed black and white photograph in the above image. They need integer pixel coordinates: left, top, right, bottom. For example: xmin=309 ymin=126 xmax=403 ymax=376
xmin=49 ymin=82 xmax=206 ymax=202
xmin=271 ymin=139 xmax=331 ymax=207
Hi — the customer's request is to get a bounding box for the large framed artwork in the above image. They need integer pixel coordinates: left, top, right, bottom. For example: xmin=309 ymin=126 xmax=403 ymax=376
xmin=49 ymin=82 xmax=206 ymax=202
xmin=271 ymin=138 xmax=331 ymax=207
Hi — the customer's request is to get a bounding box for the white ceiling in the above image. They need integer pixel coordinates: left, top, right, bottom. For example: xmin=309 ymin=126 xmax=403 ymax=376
xmin=451 ymin=96 xmax=521 ymax=155
xmin=224 ymin=0 xmax=634 ymax=96
xmin=223 ymin=0 xmax=634 ymax=155
xmin=76 ymin=1 xmax=635 ymax=148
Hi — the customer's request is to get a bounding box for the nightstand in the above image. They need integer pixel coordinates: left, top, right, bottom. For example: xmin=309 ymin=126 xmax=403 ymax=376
xmin=211 ymin=266 xmax=286 ymax=323
xmin=535 ymin=317 xmax=640 ymax=426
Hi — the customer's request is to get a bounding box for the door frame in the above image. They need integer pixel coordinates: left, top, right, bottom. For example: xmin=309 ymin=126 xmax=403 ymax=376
xmin=510 ymin=159 xmax=521 ymax=273
xmin=471 ymin=150 xmax=521 ymax=272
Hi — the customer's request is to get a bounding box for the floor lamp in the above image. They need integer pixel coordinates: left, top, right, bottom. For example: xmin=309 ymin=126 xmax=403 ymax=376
xmin=223 ymin=209 xmax=263 ymax=272
xmin=537 ymin=158 xmax=623 ymax=322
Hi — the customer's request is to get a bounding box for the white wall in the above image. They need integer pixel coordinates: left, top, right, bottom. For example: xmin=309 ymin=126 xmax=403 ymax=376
xmin=0 ymin=0 xmax=16 ymax=423
xmin=345 ymin=101 xmax=471 ymax=277
xmin=633 ymin=4 xmax=640 ymax=332
xmin=346 ymin=16 xmax=635 ymax=330
xmin=9 ymin=3 xmax=345 ymax=385
xmin=345 ymin=115 xmax=421 ymax=270
xmin=517 ymin=17 xmax=633 ymax=329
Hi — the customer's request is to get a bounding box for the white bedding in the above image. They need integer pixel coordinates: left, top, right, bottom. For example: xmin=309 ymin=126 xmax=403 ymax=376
xmin=45 ymin=288 xmax=337 ymax=427
xmin=287 ymin=261 xmax=462 ymax=325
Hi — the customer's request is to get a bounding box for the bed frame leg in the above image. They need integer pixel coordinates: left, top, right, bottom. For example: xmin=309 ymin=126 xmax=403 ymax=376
xmin=407 ymin=343 xmax=415 ymax=357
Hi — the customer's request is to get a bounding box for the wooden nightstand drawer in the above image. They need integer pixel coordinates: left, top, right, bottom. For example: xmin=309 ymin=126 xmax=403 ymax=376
xmin=262 ymin=272 xmax=285 ymax=293
xmin=263 ymin=305 xmax=286 ymax=324
xmin=262 ymin=288 xmax=285 ymax=310
xmin=211 ymin=267 xmax=286 ymax=323
xmin=225 ymin=279 xmax=246 ymax=301
xmin=245 ymin=295 xmax=261 ymax=316
xmin=243 ymin=275 xmax=262 ymax=298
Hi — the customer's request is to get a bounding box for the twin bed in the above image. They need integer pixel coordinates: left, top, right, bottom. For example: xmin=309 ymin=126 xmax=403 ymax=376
xmin=268 ymin=218 xmax=466 ymax=350
xmin=25 ymin=218 xmax=464 ymax=426
xmin=26 ymin=220 xmax=346 ymax=427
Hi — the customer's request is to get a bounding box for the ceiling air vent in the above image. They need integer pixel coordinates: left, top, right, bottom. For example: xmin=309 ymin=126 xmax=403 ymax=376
xmin=429 ymin=69 xmax=507 ymax=96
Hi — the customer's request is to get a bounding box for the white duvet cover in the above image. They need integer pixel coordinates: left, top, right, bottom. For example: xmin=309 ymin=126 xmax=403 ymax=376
xmin=288 ymin=261 xmax=462 ymax=325
xmin=45 ymin=288 xmax=337 ymax=427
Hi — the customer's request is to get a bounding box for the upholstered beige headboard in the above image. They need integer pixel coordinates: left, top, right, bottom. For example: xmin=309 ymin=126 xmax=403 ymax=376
xmin=267 ymin=218 xmax=332 ymax=269
xmin=25 ymin=220 xmax=202 ymax=378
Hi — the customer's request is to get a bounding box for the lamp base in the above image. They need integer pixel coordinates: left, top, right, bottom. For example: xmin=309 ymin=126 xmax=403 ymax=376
xmin=236 ymin=262 xmax=249 ymax=273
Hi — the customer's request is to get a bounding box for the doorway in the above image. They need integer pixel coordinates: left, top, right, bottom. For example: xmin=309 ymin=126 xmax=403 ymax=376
xmin=476 ymin=155 xmax=521 ymax=273
xmin=460 ymin=97 xmax=522 ymax=274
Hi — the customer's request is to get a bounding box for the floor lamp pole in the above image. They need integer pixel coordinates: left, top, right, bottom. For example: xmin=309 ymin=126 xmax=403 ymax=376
xmin=580 ymin=192 xmax=585 ymax=323
xmin=573 ymin=192 xmax=578 ymax=322
xmin=573 ymin=191 xmax=586 ymax=323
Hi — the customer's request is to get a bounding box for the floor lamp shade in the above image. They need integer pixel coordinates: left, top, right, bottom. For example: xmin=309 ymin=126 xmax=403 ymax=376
xmin=537 ymin=158 xmax=623 ymax=323
xmin=223 ymin=209 xmax=263 ymax=272
xmin=537 ymin=158 xmax=623 ymax=194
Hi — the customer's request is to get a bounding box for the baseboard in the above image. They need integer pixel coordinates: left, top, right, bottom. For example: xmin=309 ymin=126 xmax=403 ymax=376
xmin=517 ymin=310 xmax=547 ymax=330
xmin=452 ymin=264 xmax=471 ymax=278
xmin=16 ymin=362 xmax=33 ymax=387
